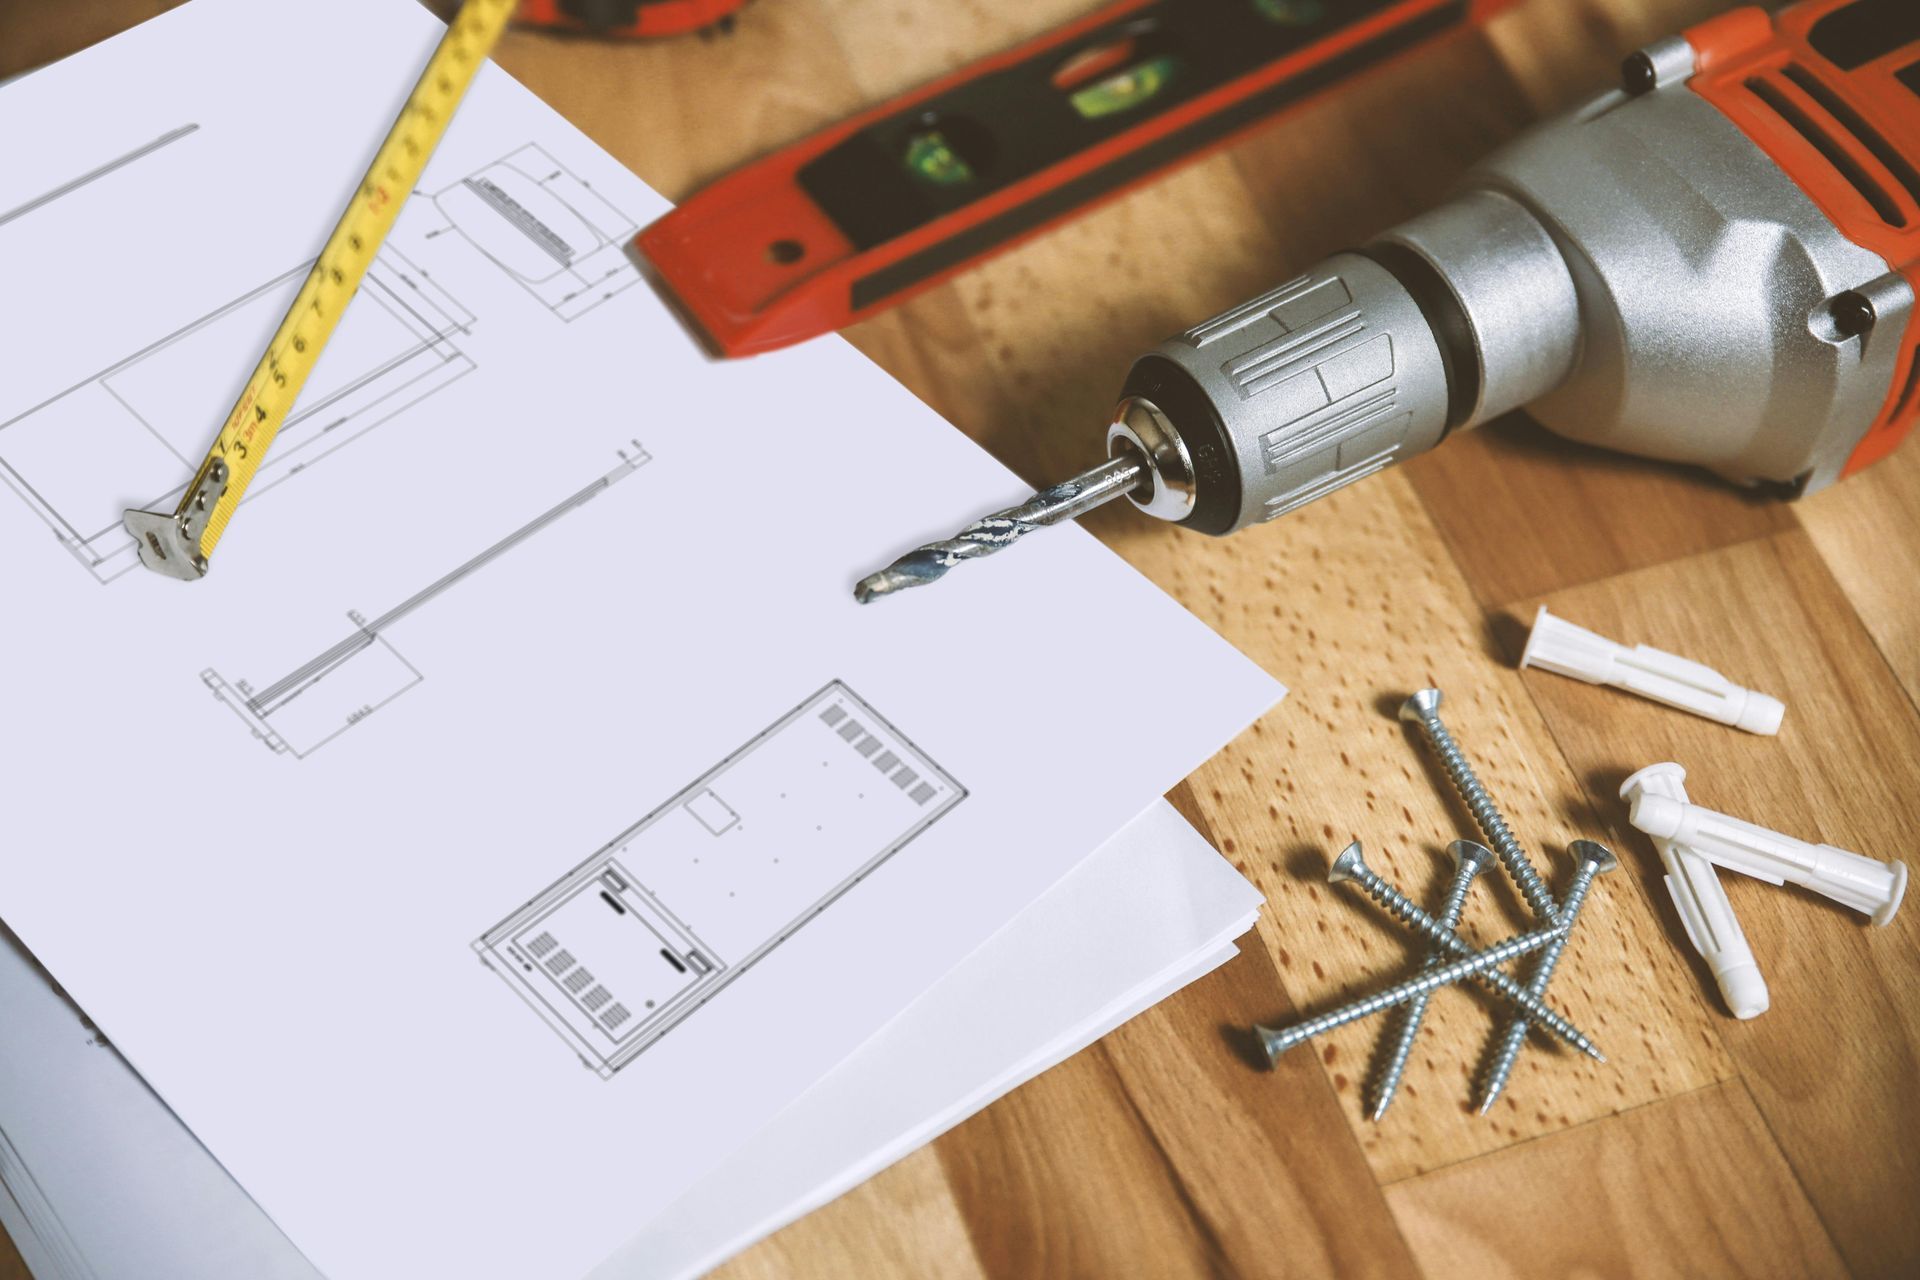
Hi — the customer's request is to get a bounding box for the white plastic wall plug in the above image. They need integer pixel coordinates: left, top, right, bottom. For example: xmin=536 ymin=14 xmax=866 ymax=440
xmin=1521 ymin=606 xmax=1784 ymax=734
xmin=1627 ymin=784 xmax=1908 ymax=926
xmin=1619 ymin=764 xmax=1768 ymax=1019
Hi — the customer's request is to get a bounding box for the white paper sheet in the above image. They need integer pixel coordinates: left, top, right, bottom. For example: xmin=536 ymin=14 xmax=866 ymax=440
xmin=603 ymin=799 xmax=1260 ymax=1280
xmin=0 ymin=801 xmax=1254 ymax=1280
xmin=0 ymin=1179 xmax=63 ymax=1280
xmin=0 ymin=3 xmax=1281 ymax=1278
xmin=0 ymin=932 xmax=323 ymax=1280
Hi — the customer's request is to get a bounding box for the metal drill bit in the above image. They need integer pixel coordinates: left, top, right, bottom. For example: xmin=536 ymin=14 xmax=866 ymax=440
xmin=1368 ymin=840 xmax=1492 ymax=1122
xmin=1329 ymin=842 xmax=1605 ymax=1060
xmin=853 ymin=454 xmax=1144 ymax=603
xmin=1254 ymin=920 xmax=1571 ymax=1064
xmin=1476 ymin=840 xmax=1616 ymax=1114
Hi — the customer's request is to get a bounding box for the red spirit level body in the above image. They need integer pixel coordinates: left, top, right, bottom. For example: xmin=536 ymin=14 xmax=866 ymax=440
xmin=638 ymin=0 xmax=1521 ymax=356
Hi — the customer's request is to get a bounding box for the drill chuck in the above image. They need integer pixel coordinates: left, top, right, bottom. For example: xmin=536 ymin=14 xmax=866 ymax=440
xmin=1108 ymin=25 xmax=1917 ymax=537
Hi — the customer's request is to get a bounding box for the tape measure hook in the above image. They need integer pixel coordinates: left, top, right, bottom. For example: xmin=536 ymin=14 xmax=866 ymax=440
xmin=122 ymin=457 xmax=227 ymax=580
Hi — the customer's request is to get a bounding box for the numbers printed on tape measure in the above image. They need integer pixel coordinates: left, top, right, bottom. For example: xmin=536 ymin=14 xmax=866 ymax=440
xmin=174 ymin=0 xmax=515 ymax=568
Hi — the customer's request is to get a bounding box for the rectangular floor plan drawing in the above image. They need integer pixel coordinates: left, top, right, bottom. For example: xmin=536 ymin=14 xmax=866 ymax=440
xmin=475 ymin=682 xmax=966 ymax=1078
xmin=201 ymin=441 xmax=651 ymax=760
xmin=404 ymin=142 xmax=643 ymax=322
xmin=0 ymin=245 xmax=473 ymax=584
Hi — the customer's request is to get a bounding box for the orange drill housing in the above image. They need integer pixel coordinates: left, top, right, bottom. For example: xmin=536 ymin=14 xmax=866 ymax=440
xmin=1687 ymin=0 xmax=1920 ymax=477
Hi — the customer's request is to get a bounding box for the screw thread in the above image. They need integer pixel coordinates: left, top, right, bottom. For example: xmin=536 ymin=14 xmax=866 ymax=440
xmin=1477 ymin=865 xmax=1601 ymax=1112
xmin=1410 ymin=710 xmax=1559 ymax=923
xmin=1258 ymin=923 xmax=1567 ymax=1062
xmin=1345 ymin=862 xmax=1602 ymax=1059
xmin=1369 ymin=860 xmax=1480 ymax=1121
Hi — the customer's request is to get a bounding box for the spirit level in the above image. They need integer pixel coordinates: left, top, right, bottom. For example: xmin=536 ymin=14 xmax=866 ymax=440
xmin=636 ymin=0 xmax=1520 ymax=356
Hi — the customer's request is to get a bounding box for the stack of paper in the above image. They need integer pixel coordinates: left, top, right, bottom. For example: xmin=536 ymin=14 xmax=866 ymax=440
xmin=0 ymin=802 xmax=1260 ymax=1279
xmin=0 ymin=2 xmax=1283 ymax=1277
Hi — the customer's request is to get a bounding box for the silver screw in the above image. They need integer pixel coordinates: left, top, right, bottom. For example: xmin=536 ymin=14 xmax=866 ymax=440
xmin=1329 ymin=842 xmax=1605 ymax=1061
xmin=1400 ymin=689 xmax=1559 ymax=924
xmin=1254 ymin=920 xmax=1571 ymax=1064
xmin=1475 ymin=839 xmax=1617 ymax=1113
xmin=1368 ymin=840 xmax=1493 ymax=1121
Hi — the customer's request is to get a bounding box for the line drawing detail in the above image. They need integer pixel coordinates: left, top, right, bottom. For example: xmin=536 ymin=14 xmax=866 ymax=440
xmin=475 ymin=682 xmax=966 ymax=1078
xmin=0 ymin=244 xmax=474 ymax=584
xmin=0 ymin=123 xmax=200 ymax=229
xmin=201 ymin=441 xmax=651 ymax=760
xmin=401 ymin=142 xmax=643 ymax=322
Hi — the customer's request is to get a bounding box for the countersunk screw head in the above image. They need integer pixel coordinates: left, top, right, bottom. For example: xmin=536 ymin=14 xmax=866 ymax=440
xmin=1570 ymin=839 xmax=1619 ymax=875
xmin=1398 ymin=689 xmax=1443 ymax=723
xmin=1329 ymin=841 xmax=1367 ymax=884
xmin=1448 ymin=839 xmax=1496 ymax=875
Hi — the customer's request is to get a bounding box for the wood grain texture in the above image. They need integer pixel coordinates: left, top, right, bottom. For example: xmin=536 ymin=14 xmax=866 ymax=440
xmin=1385 ymin=1082 xmax=1849 ymax=1280
xmin=1799 ymin=444 xmax=1920 ymax=704
xmin=4 ymin=1 xmax=1917 ymax=1278
xmin=1512 ymin=531 xmax=1920 ymax=1280
xmin=706 ymin=1148 xmax=986 ymax=1280
xmin=0 ymin=0 xmax=167 ymax=80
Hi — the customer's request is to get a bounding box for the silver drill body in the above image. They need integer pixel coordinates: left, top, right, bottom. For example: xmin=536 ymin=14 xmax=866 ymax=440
xmin=1477 ymin=840 xmax=1617 ymax=1113
xmin=1399 ymin=690 xmax=1559 ymax=924
xmin=1254 ymin=920 xmax=1571 ymax=1064
xmin=1329 ymin=842 xmax=1604 ymax=1061
xmin=1368 ymin=840 xmax=1492 ymax=1121
xmin=854 ymin=38 xmax=1911 ymax=600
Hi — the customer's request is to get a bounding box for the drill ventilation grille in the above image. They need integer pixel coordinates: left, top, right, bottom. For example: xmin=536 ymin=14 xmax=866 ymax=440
xmin=1743 ymin=66 xmax=1920 ymax=230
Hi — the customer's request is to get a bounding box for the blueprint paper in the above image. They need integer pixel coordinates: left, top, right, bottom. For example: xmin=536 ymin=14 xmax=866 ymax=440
xmin=0 ymin=802 xmax=1253 ymax=1280
xmin=0 ymin=2 xmax=1282 ymax=1278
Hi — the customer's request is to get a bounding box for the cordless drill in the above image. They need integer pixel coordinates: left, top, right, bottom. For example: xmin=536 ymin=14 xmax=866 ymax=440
xmin=857 ymin=0 xmax=1920 ymax=600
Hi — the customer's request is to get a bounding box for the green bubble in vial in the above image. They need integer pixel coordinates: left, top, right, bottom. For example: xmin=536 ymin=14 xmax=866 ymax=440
xmin=1069 ymin=54 xmax=1179 ymax=119
xmin=1254 ymin=0 xmax=1327 ymax=24
xmin=904 ymin=131 xmax=977 ymax=187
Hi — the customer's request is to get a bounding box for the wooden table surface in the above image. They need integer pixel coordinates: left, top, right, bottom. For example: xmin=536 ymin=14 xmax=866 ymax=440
xmin=5 ymin=2 xmax=1917 ymax=1277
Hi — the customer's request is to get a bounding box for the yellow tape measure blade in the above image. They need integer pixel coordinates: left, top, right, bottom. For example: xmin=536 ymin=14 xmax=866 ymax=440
xmin=121 ymin=0 xmax=515 ymax=580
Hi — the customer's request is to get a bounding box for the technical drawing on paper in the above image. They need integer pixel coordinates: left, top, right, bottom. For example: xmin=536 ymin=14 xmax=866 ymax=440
xmin=403 ymin=142 xmax=643 ymax=322
xmin=201 ymin=441 xmax=651 ymax=760
xmin=0 ymin=246 xmax=473 ymax=584
xmin=0 ymin=122 xmax=200 ymax=229
xmin=475 ymin=682 xmax=966 ymax=1078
